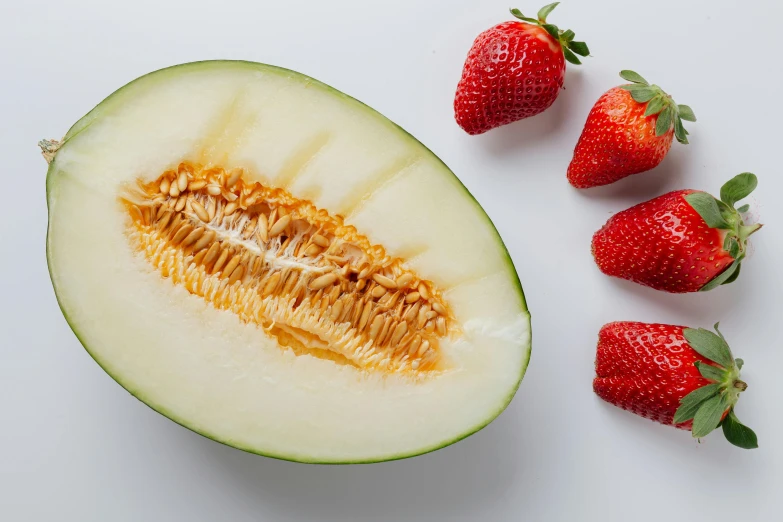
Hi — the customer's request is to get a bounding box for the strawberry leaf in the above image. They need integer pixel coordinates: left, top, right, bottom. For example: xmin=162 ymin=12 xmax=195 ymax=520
xmin=509 ymin=8 xmax=539 ymax=23
xmin=561 ymin=29 xmax=575 ymax=42
xmin=735 ymin=358 xmax=744 ymax=370
xmin=624 ymin=85 xmax=658 ymax=103
xmin=568 ymin=41 xmax=590 ymax=56
xmin=713 ymin=322 xmax=727 ymax=341
xmin=722 ymin=262 xmax=742 ymax=285
xmin=541 ymin=23 xmax=560 ymax=41
xmin=685 ymin=192 xmax=732 ymax=229
xmin=737 ymin=204 xmax=750 ymax=213
xmin=644 ymin=96 xmax=666 ymax=117
xmin=700 ymin=260 xmax=741 ymax=291
xmin=722 ymin=409 xmax=758 ymax=449
xmin=692 ymin=393 xmax=730 ymax=438
xmin=715 ymin=198 xmax=737 ymax=222
xmin=562 ymin=47 xmax=581 ymax=65
xmin=684 ymin=328 xmax=733 ymax=368
xmin=537 ymin=2 xmax=560 ymax=22
xmin=674 ymin=117 xmax=689 ymax=144
xmin=619 ymin=70 xmax=649 ymax=85
xmin=694 ymin=360 xmax=728 ymax=382
xmin=678 ymin=104 xmax=697 ymax=121
xmin=728 ymin=238 xmax=741 ymax=259
xmin=673 ymin=383 xmax=721 ymax=424
xmin=655 ymin=105 xmax=673 ymax=135
xmin=720 ymin=172 xmax=758 ymax=207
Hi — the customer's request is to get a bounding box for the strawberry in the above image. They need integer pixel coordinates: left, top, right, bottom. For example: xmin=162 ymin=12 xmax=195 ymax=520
xmin=592 ymin=173 xmax=762 ymax=293
xmin=454 ymin=3 xmax=589 ymax=135
xmin=594 ymin=321 xmax=757 ymax=449
xmin=568 ymin=70 xmax=696 ymax=188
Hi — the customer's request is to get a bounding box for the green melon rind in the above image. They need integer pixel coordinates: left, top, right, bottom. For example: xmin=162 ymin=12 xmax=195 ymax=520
xmin=45 ymin=60 xmax=531 ymax=464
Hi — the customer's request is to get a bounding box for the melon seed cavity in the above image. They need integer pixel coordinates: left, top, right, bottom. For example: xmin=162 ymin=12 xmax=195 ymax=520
xmin=120 ymin=162 xmax=452 ymax=373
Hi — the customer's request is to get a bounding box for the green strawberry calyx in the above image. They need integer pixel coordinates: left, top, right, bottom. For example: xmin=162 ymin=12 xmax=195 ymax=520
xmin=684 ymin=173 xmax=762 ymax=291
xmin=509 ymin=3 xmax=590 ymax=65
xmin=674 ymin=324 xmax=758 ymax=449
xmin=617 ymin=70 xmax=696 ymax=144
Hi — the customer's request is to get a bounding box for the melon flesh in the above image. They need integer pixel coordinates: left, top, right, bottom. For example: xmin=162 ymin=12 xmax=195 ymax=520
xmin=45 ymin=61 xmax=531 ymax=463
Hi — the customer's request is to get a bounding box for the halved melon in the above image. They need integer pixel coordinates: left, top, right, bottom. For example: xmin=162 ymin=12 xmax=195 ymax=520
xmin=45 ymin=61 xmax=530 ymax=463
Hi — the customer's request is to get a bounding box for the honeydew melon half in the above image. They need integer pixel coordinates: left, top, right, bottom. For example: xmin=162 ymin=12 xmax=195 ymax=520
xmin=45 ymin=61 xmax=531 ymax=463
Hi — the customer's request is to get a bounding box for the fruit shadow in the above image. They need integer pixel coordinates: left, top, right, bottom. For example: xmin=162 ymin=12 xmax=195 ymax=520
xmin=591 ymin=394 xmax=765 ymax=476
xmin=189 ymin=405 xmax=547 ymax=521
xmin=473 ymin=69 xmax=587 ymax=156
xmin=602 ymin=273 xmax=755 ymax=326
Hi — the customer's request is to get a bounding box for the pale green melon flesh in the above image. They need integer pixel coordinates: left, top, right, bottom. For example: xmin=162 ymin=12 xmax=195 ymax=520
xmin=46 ymin=61 xmax=530 ymax=463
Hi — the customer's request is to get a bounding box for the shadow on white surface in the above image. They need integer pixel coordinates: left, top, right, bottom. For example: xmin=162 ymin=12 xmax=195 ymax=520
xmin=184 ymin=411 xmax=537 ymax=521
xmin=471 ymin=70 xmax=588 ymax=158
xmin=598 ymin=260 xmax=757 ymax=324
xmin=591 ymin=389 xmax=766 ymax=472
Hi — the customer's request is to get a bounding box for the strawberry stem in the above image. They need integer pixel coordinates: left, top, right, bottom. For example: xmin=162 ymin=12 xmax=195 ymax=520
xmin=686 ymin=173 xmax=762 ymax=290
xmin=740 ymin=223 xmax=762 ymax=241
xmin=509 ymin=5 xmax=590 ymax=65
xmin=676 ymin=326 xmax=756 ymax=448
xmin=618 ymin=71 xmax=695 ymax=144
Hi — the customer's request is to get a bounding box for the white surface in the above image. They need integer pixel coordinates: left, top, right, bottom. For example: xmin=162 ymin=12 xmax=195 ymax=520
xmin=1 ymin=0 xmax=780 ymax=520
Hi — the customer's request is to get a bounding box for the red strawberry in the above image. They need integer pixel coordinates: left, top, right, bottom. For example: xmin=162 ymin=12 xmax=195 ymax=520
xmin=454 ymin=3 xmax=589 ymax=135
xmin=594 ymin=321 xmax=757 ymax=448
xmin=568 ymin=70 xmax=696 ymax=188
xmin=592 ymin=173 xmax=762 ymax=293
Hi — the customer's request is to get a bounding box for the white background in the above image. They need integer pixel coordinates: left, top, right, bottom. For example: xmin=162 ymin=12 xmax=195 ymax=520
xmin=1 ymin=0 xmax=781 ymax=520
